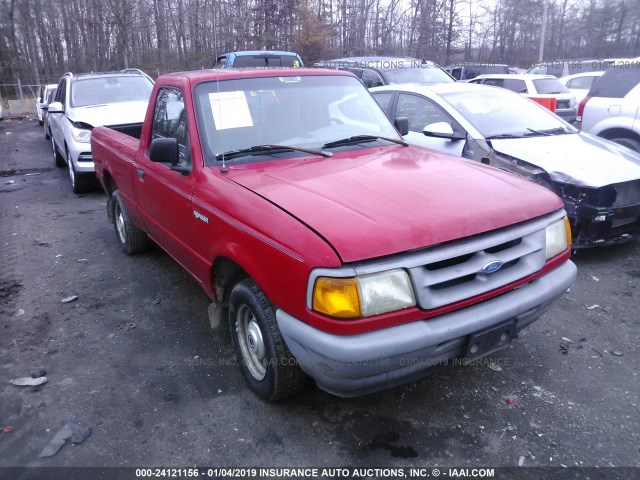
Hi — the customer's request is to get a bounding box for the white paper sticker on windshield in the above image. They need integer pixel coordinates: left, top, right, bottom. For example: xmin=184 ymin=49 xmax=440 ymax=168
xmin=209 ymin=91 xmax=253 ymax=130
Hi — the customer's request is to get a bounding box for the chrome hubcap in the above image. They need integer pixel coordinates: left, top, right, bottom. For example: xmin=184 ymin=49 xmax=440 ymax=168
xmin=235 ymin=305 xmax=266 ymax=380
xmin=115 ymin=204 xmax=126 ymax=244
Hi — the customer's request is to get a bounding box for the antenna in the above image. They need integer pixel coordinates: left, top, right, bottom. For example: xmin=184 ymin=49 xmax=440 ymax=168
xmin=212 ymin=4 xmax=227 ymax=174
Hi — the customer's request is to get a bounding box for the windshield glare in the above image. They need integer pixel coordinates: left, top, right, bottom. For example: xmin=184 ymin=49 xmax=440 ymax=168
xmin=71 ymin=76 xmax=153 ymax=107
xmin=194 ymin=75 xmax=400 ymax=163
xmin=384 ymin=65 xmax=454 ymax=84
xmin=441 ymin=89 xmax=575 ymax=138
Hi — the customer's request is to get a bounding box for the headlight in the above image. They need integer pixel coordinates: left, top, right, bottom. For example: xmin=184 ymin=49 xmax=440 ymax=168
xmin=546 ymin=217 xmax=571 ymax=259
xmin=71 ymin=127 xmax=92 ymax=143
xmin=312 ymin=269 xmax=416 ymax=319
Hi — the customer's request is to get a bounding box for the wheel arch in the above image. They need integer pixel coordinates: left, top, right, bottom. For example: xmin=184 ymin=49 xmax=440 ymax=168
xmin=210 ymin=256 xmax=250 ymax=305
xmin=101 ymin=169 xmax=117 ymax=198
xmin=598 ymin=127 xmax=640 ymax=142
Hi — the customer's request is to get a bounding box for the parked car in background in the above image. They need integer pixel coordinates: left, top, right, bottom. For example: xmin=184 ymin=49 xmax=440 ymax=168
xmin=560 ymin=71 xmax=604 ymax=104
xmin=214 ymin=50 xmax=304 ymax=68
xmin=469 ymin=74 xmax=577 ymax=123
xmin=315 ymin=56 xmax=454 ymax=88
xmin=36 ymin=83 xmax=57 ymax=125
xmin=371 ymin=82 xmax=640 ymax=247
xmin=577 ymin=64 xmax=640 ymax=152
xmin=47 ymin=69 xmax=154 ymax=193
xmin=42 ymin=87 xmax=57 ymax=139
xmin=444 ymin=62 xmax=509 ymax=81
xmin=527 ymin=59 xmax=615 ymax=78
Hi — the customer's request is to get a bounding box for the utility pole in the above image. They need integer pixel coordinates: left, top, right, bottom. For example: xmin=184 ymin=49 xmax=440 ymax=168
xmin=539 ymin=0 xmax=549 ymax=62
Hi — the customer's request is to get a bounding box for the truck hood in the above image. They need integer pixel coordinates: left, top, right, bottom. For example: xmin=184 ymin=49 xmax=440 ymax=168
xmin=491 ymin=133 xmax=640 ymax=188
xmin=68 ymin=100 xmax=149 ymax=128
xmin=226 ymin=146 xmax=563 ymax=263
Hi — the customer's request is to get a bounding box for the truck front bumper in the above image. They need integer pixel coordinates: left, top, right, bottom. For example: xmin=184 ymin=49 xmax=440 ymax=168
xmin=277 ymin=260 xmax=576 ymax=397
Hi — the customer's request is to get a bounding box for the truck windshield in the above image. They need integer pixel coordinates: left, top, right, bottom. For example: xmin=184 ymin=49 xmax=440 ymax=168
xmin=71 ymin=76 xmax=154 ymax=107
xmin=194 ymin=75 xmax=401 ymax=164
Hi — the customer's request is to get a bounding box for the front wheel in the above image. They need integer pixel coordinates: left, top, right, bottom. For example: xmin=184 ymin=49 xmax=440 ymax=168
xmin=111 ymin=190 xmax=149 ymax=254
xmin=66 ymin=147 xmax=93 ymax=194
xmin=229 ymin=279 xmax=305 ymax=401
xmin=52 ymin=137 xmax=65 ymax=167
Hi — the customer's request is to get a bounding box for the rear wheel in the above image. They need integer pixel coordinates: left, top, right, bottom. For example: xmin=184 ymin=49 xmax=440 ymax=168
xmin=229 ymin=279 xmax=305 ymax=401
xmin=609 ymin=136 xmax=640 ymax=153
xmin=111 ymin=190 xmax=149 ymax=254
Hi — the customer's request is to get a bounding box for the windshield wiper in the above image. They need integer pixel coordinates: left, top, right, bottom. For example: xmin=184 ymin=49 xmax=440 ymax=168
xmin=525 ymin=127 xmax=567 ymax=137
xmin=486 ymin=133 xmax=526 ymax=140
xmin=322 ymin=135 xmax=408 ymax=149
xmin=216 ymin=144 xmax=332 ymax=161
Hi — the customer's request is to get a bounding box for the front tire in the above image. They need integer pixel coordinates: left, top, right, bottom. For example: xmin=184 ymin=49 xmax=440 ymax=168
xmin=111 ymin=191 xmax=149 ymax=255
xmin=52 ymin=137 xmax=65 ymax=167
xmin=229 ymin=279 xmax=305 ymax=401
xmin=66 ymin=147 xmax=93 ymax=194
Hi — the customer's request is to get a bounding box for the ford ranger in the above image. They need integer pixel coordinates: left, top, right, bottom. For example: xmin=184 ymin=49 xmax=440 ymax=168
xmin=91 ymin=68 xmax=577 ymax=400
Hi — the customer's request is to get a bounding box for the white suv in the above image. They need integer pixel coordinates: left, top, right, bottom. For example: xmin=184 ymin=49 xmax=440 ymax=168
xmin=47 ymin=70 xmax=154 ymax=193
xmin=577 ymin=65 xmax=640 ymax=152
xmin=469 ymin=74 xmax=577 ymax=123
xmin=36 ymin=84 xmax=57 ymax=125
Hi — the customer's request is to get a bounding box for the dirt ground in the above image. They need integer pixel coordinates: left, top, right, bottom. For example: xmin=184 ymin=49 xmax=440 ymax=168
xmin=1 ymin=119 xmax=639 ymax=477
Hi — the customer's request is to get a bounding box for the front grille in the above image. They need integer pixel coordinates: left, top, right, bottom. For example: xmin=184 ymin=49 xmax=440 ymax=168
xmin=406 ymin=216 xmax=551 ymax=310
xmin=78 ymin=153 xmax=93 ymax=162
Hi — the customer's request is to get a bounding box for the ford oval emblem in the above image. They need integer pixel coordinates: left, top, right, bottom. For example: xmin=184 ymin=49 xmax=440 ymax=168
xmin=482 ymin=260 xmax=503 ymax=275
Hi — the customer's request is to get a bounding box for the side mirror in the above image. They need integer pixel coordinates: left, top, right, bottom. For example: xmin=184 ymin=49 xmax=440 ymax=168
xmin=423 ymin=122 xmax=465 ymax=140
xmin=47 ymin=101 xmax=64 ymax=114
xmin=394 ymin=117 xmax=409 ymax=136
xmin=149 ymin=137 xmax=179 ymax=165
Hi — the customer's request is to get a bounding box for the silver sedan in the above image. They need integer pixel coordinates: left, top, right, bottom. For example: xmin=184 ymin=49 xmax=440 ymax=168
xmin=371 ymin=83 xmax=640 ymax=247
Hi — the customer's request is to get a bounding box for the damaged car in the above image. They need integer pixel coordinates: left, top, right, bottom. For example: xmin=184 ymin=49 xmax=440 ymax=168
xmin=371 ymin=82 xmax=640 ymax=247
xmin=47 ymin=69 xmax=154 ymax=193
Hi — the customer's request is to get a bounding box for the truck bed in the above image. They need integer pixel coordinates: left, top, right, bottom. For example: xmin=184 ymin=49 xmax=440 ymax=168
xmin=107 ymin=122 xmax=143 ymax=139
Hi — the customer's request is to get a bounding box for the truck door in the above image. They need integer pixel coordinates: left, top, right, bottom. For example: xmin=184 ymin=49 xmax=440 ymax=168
xmin=134 ymin=86 xmax=202 ymax=279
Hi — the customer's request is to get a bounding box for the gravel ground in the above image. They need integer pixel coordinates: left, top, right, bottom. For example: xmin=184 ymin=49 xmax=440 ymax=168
xmin=0 ymin=119 xmax=638 ymax=478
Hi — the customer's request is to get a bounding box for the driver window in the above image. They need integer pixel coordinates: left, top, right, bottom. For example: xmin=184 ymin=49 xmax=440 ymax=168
xmin=396 ymin=93 xmax=451 ymax=133
xmin=152 ymin=87 xmax=191 ymax=164
xmin=361 ymin=69 xmax=384 ymax=88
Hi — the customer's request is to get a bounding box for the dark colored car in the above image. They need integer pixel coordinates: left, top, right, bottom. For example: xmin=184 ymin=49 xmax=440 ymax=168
xmin=444 ymin=62 xmax=509 ymax=80
xmin=315 ymin=56 xmax=454 ymax=88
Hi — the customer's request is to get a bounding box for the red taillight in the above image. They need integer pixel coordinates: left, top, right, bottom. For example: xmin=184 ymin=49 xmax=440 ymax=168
xmin=577 ymin=96 xmax=591 ymax=122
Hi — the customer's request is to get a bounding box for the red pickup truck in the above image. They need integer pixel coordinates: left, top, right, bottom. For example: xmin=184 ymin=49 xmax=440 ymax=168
xmin=92 ymin=68 xmax=577 ymax=400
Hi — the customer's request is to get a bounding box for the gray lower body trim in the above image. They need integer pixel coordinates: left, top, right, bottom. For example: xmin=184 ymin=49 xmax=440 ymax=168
xmin=277 ymin=260 xmax=577 ymax=397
